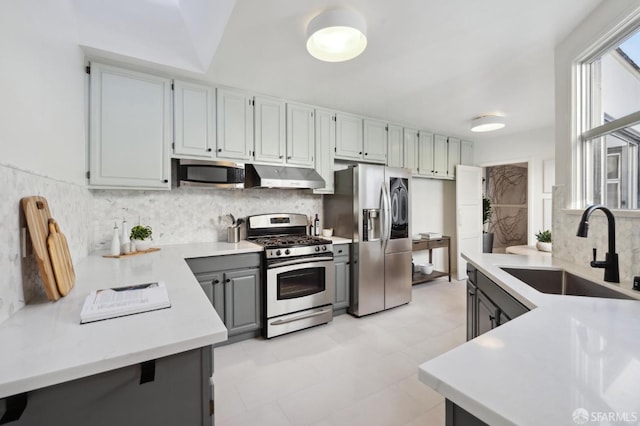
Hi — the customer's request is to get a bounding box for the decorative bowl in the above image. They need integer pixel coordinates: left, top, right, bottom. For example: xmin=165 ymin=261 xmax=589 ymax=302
xmin=322 ymin=228 xmax=333 ymax=237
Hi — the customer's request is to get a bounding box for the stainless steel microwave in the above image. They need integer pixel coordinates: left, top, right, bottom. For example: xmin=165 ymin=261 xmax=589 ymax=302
xmin=177 ymin=159 xmax=245 ymax=188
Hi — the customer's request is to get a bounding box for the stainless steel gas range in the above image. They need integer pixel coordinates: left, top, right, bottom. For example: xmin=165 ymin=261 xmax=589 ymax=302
xmin=247 ymin=213 xmax=335 ymax=338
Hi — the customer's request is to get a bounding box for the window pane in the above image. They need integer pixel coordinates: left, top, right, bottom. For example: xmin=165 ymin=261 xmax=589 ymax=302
xmin=586 ymin=128 xmax=639 ymax=209
xmin=601 ymin=30 xmax=640 ymax=124
xmin=583 ymin=26 xmax=640 ymax=209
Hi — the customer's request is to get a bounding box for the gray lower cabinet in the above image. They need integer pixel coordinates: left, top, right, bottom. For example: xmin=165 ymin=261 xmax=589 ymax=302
xmin=0 ymin=347 xmax=213 ymax=426
xmin=187 ymin=253 xmax=262 ymax=344
xmin=466 ymin=264 xmax=528 ymax=340
xmin=333 ymin=245 xmax=350 ymax=313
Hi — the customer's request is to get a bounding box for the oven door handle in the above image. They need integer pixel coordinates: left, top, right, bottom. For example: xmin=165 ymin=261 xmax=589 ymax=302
xmin=270 ymin=308 xmax=330 ymax=325
xmin=268 ymin=256 xmax=333 ymax=268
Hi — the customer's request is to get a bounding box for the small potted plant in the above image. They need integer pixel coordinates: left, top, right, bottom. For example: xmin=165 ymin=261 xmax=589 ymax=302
xmin=130 ymin=225 xmax=153 ymax=251
xmin=535 ymin=229 xmax=552 ymax=252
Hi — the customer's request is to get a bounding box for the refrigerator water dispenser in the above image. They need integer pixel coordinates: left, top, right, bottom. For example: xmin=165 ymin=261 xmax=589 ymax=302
xmin=363 ymin=208 xmax=381 ymax=241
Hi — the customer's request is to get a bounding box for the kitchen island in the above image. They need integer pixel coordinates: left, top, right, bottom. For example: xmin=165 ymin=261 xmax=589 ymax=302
xmin=419 ymin=253 xmax=640 ymax=426
xmin=0 ymin=241 xmax=263 ymax=424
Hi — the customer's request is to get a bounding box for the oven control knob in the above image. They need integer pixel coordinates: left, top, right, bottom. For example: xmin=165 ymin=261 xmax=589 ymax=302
xmin=322 ymin=245 xmax=327 ymax=251
xmin=276 ymin=250 xmax=282 ymax=256
xmin=315 ymin=246 xmax=320 ymax=252
xmin=285 ymin=249 xmax=290 ymax=255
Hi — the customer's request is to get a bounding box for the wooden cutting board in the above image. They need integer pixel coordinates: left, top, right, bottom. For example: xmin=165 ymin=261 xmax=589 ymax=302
xmin=47 ymin=218 xmax=75 ymax=296
xmin=22 ymin=196 xmax=61 ymax=301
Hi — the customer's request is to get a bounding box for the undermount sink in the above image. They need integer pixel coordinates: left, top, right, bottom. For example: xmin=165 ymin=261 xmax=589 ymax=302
xmin=500 ymin=268 xmax=634 ymax=300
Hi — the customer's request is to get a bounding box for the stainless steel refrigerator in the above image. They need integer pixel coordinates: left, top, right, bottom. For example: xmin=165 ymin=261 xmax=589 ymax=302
xmin=324 ymin=164 xmax=412 ymax=316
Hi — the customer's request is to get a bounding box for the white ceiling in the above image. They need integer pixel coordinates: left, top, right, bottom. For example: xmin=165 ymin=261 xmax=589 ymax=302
xmin=74 ymin=0 xmax=604 ymax=140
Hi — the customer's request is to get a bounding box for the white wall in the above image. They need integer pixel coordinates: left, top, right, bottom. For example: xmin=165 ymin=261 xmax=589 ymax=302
xmin=0 ymin=0 xmax=87 ymax=184
xmin=553 ymin=0 xmax=640 ymax=283
xmin=0 ymin=0 xmax=93 ymax=323
xmin=555 ymin=0 xmax=640 ymax=194
xmin=411 ymin=178 xmax=456 ymax=273
xmin=474 ymin=125 xmax=555 ymax=243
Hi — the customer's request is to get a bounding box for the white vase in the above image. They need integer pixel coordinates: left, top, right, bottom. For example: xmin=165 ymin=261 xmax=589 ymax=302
xmin=133 ymin=239 xmax=152 ymax=251
xmin=536 ymin=241 xmax=552 ymax=252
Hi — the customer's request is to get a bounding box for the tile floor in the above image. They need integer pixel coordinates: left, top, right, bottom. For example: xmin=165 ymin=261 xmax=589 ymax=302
xmin=213 ymin=278 xmax=467 ymax=426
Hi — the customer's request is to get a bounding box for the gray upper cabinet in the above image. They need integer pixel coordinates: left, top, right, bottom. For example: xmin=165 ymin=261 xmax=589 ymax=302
xmin=447 ymin=137 xmax=461 ymax=179
xmin=433 ymin=134 xmax=448 ymax=177
xmin=417 ymin=131 xmax=434 ymax=177
xmin=363 ymin=119 xmax=387 ymax=164
xmin=286 ymin=102 xmax=315 ymax=167
xmin=461 ymin=140 xmax=474 ymax=165
xmin=335 ymin=112 xmax=364 ymax=160
xmin=403 ymin=127 xmax=419 ymax=174
xmin=313 ymin=108 xmax=336 ymax=194
xmin=387 ymin=124 xmax=404 ymax=168
xmin=172 ymin=80 xmax=215 ymax=160
xmin=88 ymin=62 xmax=171 ymax=190
xmin=216 ymin=87 xmax=254 ymax=161
xmin=254 ymin=95 xmax=286 ymax=164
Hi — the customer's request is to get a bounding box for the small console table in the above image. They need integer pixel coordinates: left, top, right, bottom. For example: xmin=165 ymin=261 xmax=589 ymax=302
xmin=412 ymin=236 xmax=451 ymax=285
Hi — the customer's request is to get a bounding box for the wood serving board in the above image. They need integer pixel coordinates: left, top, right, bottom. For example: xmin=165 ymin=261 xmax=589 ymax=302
xmin=22 ymin=196 xmax=61 ymax=301
xmin=47 ymin=218 xmax=75 ymax=296
xmin=102 ymin=247 xmax=161 ymax=259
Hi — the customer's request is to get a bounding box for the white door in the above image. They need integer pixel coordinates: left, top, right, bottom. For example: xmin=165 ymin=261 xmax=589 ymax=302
xmin=89 ymin=63 xmax=171 ymax=189
xmin=455 ymin=165 xmax=483 ymax=280
xmin=363 ymin=119 xmax=387 ymax=163
xmin=386 ymin=124 xmax=403 ymax=167
xmin=173 ymin=80 xmax=215 ymax=159
xmin=254 ymin=95 xmax=285 ymax=164
xmin=286 ymin=102 xmax=315 ymax=167
xmin=216 ymin=87 xmax=253 ymax=161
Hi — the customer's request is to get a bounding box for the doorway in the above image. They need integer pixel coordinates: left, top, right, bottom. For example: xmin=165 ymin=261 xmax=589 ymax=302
xmin=484 ymin=162 xmax=528 ymax=253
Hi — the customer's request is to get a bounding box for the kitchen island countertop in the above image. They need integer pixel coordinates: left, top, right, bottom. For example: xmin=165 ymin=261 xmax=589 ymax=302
xmin=0 ymin=240 xmax=264 ymax=399
xmin=419 ymin=253 xmax=640 ymax=426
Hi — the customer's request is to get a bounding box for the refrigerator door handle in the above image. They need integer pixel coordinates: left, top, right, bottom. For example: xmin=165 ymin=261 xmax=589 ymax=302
xmin=381 ymin=182 xmax=392 ymax=249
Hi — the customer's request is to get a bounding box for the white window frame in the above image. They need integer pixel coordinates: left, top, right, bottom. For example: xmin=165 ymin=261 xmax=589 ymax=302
xmin=574 ymin=11 xmax=640 ymax=210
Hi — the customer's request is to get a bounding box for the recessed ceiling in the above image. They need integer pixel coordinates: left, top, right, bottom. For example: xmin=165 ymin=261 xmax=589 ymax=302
xmin=73 ymin=0 xmax=603 ymax=140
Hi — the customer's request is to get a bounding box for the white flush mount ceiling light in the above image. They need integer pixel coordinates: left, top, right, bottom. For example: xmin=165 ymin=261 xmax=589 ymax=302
xmin=306 ymin=9 xmax=367 ymax=62
xmin=471 ymin=115 xmax=506 ymax=132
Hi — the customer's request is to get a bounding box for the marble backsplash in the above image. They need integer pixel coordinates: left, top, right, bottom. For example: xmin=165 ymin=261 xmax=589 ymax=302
xmin=0 ymin=164 xmax=93 ymax=323
xmin=90 ymin=187 xmax=323 ymax=250
xmin=552 ymin=185 xmax=640 ymax=283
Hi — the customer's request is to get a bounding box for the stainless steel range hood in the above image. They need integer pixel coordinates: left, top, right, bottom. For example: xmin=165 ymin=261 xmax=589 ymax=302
xmin=244 ymin=164 xmax=325 ymax=189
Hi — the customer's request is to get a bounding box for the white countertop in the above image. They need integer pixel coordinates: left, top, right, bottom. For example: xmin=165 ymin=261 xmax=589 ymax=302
xmin=419 ymin=253 xmax=640 ymax=426
xmin=326 ymin=236 xmax=352 ymax=245
xmin=0 ymin=240 xmax=263 ymax=399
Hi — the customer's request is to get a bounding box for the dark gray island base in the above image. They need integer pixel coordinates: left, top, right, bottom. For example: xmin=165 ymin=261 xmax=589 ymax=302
xmin=0 ymin=346 xmax=213 ymax=426
xmin=446 ymin=399 xmax=489 ymax=426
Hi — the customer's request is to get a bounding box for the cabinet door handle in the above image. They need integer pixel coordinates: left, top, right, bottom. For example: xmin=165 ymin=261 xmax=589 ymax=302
xmin=0 ymin=393 xmax=27 ymax=423
xmin=225 ymin=278 xmax=231 ymax=283
xmin=279 ymin=155 xmax=283 ymax=159
xmin=359 ymin=151 xmax=362 ymax=155
xmin=338 ymin=249 xmax=343 ymax=253
xmin=346 ymin=261 xmax=350 ymax=265
xmin=213 ymin=279 xmax=220 ymax=284
xmin=365 ymin=153 xmax=368 ymax=156
xmin=287 ymin=156 xmax=291 ymax=159
xmin=163 ymin=179 xmax=168 ymax=183
xmin=207 ymin=148 xmax=212 ymax=152
xmin=218 ymin=148 xmax=222 ymax=152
